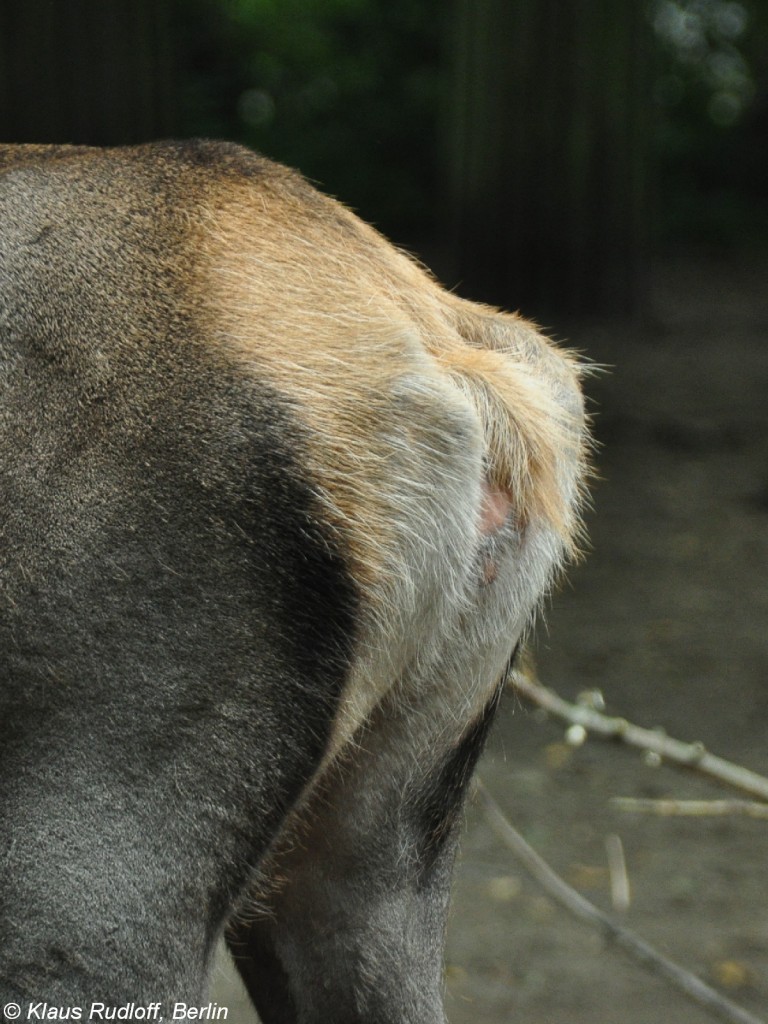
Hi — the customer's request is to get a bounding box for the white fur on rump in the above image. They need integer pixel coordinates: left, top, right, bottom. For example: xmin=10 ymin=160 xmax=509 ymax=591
xmin=198 ymin=167 xmax=589 ymax=765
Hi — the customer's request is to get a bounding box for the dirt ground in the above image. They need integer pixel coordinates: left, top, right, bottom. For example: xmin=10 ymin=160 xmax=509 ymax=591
xmin=210 ymin=256 xmax=768 ymax=1023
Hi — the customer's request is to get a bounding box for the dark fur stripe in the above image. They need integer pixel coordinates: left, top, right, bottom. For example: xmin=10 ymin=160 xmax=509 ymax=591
xmin=413 ymin=646 xmax=520 ymax=874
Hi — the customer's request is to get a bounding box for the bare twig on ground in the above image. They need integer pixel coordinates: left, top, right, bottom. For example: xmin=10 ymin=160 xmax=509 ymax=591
xmin=605 ymin=833 xmax=631 ymax=911
xmin=611 ymin=797 xmax=768 ymax=819
xmin=511 ymin=670 xmax=768 ymax=802
xmin=475 ymin=780 xmax=766 ymax=1024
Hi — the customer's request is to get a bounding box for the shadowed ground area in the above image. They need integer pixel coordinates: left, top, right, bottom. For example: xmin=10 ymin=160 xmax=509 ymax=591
xmin=211 ymin=256 xmax=768 ymax=1023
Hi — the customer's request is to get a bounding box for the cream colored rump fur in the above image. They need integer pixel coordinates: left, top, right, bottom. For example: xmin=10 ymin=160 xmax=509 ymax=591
xmin=196 ymin=162 xmax=588 ymax=752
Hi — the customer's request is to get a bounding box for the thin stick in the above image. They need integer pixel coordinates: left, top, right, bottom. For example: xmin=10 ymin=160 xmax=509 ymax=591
xmin=511 ymin=671 xmax=768 ymax=802
xmin=611 ymin=797 xmax=768 ymax=819
xmin=475 ymin=780 xmax=766 ymax=1024
xmin=605 ymin=833 xmax=631 ymax=912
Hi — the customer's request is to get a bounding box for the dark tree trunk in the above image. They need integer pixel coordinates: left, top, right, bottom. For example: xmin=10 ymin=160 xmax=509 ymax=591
xmin=445 ymin=0 xmax=652 ymax=318
xmin=0 ymin=0 xmax=176 ymax=145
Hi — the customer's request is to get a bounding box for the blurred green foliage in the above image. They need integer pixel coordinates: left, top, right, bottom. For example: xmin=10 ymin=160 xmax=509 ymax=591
xmin=178 ymin=0 xmax=444 ymax=235
xmin=175 ymin=0 xmax=768 ymax=249
xmin=651 ymin=0 xmax=768 ymax=247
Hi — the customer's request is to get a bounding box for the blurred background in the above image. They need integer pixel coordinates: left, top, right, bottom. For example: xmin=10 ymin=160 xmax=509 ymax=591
xmin=1 ymin=0 xmax=767 ymax=316
xmin=3 ymin=2 xmax=768 ymax=1022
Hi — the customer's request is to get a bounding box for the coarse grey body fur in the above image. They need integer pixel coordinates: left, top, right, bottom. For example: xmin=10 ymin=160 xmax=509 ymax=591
xmin=0 ymin=141 xmax=588 ymax=1023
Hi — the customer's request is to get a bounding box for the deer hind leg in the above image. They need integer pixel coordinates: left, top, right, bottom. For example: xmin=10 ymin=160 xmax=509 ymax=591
xmin=227 ymin=662 xmax=511 ymax=1024
xmin=225 ymin=306 xmax=586 ymax=1024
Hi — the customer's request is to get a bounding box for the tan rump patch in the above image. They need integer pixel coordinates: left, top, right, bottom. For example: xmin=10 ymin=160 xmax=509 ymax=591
xmin=192 ymin=167 xmax=586 ymax=598
xmin=183 ymin=157 xmax=589 ymax=757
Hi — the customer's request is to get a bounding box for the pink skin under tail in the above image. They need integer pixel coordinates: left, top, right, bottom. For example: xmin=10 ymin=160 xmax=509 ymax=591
xmin=479 ymin=480 xmax=514 ymax=584
xmin=479 ymin=480 xmax=513 ymax=535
